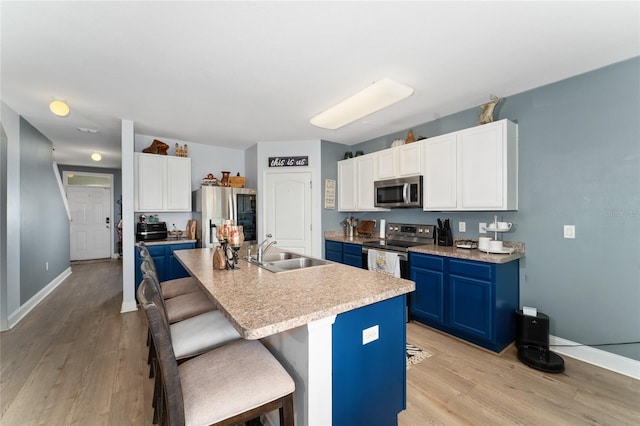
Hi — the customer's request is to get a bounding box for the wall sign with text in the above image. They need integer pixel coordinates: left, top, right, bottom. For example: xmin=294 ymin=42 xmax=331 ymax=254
xmin=268 ymin=156 xmax=309 ymax=167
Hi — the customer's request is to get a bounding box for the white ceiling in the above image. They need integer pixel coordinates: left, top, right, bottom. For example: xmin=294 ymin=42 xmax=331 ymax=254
xmin=2 ymin=1 xmax=639 ymax=169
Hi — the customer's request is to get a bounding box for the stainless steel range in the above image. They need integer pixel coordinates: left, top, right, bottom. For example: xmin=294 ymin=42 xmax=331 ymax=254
xmin=362 ymin=223 xmax=435 ymax=322
xmin=361 ymin=223 xmax=436 ymax=276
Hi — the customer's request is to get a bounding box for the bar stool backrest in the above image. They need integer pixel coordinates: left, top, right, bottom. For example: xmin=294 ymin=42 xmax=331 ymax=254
xmin=140 ymin=297 xmax=186 ymax=425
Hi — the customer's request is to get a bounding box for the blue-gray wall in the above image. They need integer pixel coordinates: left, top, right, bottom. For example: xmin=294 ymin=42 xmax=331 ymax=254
xmin=321 ymin=57 xmax=640 ymax=360
xmin=19 ymin=118 xmax=70 ymax=303
xmin=321 ymin=140 xmax=348 ymax=232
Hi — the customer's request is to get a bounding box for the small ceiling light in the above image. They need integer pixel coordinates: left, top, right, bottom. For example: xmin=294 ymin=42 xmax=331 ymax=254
xmin=310 ymin=78 xmax=414 ymax=130
xmin=49 ymin=100 xmax=70 ymax=117
xmin=91 ymin=152 xmax=102 ymax=161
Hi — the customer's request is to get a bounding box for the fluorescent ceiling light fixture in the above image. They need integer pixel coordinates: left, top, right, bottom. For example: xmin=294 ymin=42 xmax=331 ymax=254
xmin=91 ymin=152 xmax=102 ymax=161
xmin=310 ymin=78 xmax=413 ymax=130
xmin=49 ymin=100 xmax=70 ymax=117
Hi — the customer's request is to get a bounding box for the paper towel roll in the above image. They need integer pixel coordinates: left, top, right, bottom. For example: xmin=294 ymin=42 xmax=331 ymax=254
xmin=380 ymin=219 xmax=386 ymax=238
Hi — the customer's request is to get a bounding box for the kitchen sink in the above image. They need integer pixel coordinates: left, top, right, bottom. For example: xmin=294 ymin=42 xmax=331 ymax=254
xmin=245 ymin=252 xmax=331 ymax=273
xmin=260 ymin=252 xmax=303 ymax=262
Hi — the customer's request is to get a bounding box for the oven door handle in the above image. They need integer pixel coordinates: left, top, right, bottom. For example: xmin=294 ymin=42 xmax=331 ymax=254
xmin=362 ymin=246 xmax=408 ymax=261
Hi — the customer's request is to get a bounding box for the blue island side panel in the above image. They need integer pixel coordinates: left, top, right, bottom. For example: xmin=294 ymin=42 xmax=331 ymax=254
xmin=332 ymin=294 xmax=406 ymax=426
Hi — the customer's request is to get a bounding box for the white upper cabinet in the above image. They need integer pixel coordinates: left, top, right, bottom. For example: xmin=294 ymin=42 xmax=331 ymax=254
xmin=165 ymin=156 xmax=192 ymax=211
xmin=338 ymin=155 xmax=389 ymax=212
xmin=135 ymin=153 xmax=192 ymax=212
xmin=337 ymin=158 xmax=357 ymax=211
xmin=397 ymin=142 xmax=422 ymax=176
xmin=459 ymin=120 xmax=518 ymax=210
xmin=376 ymin=148 xmax=397 ymax=180
xmin=423 ymin=134 xmax=458 ymax=210
xmin=375 ymin=143 xmax=423 ymax=180
xmin=422 ymin=119 xmax=518 ymax=211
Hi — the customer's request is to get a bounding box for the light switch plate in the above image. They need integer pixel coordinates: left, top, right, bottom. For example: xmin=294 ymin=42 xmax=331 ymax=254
xmin=362 ymin=325 xmax=379 ymax=345
xmin=479 ymin=223 xmax=487 ymax=234
xmin=459 ymin=222 xmax=466 ymax=232
xmin=564 ymin=225 xmax=576 ymax=239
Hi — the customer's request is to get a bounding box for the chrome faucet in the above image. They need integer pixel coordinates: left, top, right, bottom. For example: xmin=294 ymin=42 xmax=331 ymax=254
xmin=256 ymin=234 xmax=276 ymax=263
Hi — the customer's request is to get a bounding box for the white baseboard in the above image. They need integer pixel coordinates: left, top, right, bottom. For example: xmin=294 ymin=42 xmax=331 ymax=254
xmin=8 ymin=267 xmax=72 ymax=328
xmin=550 ymin=335 xmax=640 ymax=379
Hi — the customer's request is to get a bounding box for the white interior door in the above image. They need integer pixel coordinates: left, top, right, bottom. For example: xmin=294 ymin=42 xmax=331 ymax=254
xmin=68 ymin=186 xmax=111 ymax=260
xmin=264 ymin=172 xmax=312 ymax=255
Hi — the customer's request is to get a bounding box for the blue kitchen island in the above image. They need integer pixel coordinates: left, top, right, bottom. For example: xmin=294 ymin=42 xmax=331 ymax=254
xmin=175 ymin=248 xmax=414 ymax=426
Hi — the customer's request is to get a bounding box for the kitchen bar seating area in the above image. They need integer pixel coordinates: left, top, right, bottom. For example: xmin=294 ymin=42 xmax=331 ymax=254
xmin=137 ymin=245 xmax=295 ymax=425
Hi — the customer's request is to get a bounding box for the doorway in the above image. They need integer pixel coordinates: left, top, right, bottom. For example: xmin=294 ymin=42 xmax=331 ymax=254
xmin=63 ymin=171 xmax=114 ymax=260
xmin=264 ymin=171 xmax=312 ymax=255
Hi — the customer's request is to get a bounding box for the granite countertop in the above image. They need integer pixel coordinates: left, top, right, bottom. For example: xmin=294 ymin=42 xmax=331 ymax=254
xmin=140 ymin=238 xmax=198 ymax=246
xmin=174 ymin=248 xmax=415 ymax=340
xmin=325 ymin=231 xmax=524 ymax=264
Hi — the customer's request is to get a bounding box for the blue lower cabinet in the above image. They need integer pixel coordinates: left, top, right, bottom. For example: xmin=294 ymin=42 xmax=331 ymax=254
xmin=324 ymin=240 xmax=364 ymax=268
xmin=325 ymin=240 xmax=343 ymax=263
xmin=332 ymin=295 xmax=406 ymax=425
xmin=342 ymin=242 xmax=363 ymax=268
xmin=409 ymin=252 xmax=519 ymax=352
xmin=410 ymin=266 xmax=445 ymax=323
xmin=135 ymin=242 xmax=195 ymax=299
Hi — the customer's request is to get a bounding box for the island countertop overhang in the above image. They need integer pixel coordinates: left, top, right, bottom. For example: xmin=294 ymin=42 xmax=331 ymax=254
xmin=174 ymin=248 xmax=415 ymax=340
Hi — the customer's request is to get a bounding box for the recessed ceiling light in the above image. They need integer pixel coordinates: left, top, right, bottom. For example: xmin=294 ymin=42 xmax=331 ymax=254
xmin=91 ymin=152 xmax=102 ymax=161
xmin=49 ymin=100 xmax=70 ymax=117
xmin=310 ymin=78 xmax=414 ymax=130
xmin=77 ymin=127 xmax=100 ymax=134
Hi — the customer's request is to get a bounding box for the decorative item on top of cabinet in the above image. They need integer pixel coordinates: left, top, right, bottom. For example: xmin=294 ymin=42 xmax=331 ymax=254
xmin=229 ymin=173 xmax=246 ymax=188
xmin=142 ymin=139 xmax=169 ymax=155
xmin=477 ymin=95 xmax=501 ymax=125
xmin=202 ymin=173 xmax=218 ymax=186
xmin=405 ymin=129 xmax=416 ymax=143
xmin=220 ymin=171 xmax=231 ymax=187
xmin=175 ymin=143 xmax=189 ymax=157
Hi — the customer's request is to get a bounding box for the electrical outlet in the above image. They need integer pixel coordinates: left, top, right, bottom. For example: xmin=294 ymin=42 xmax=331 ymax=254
xmin=479 ymin=222 xmax=487 ymax=234
xmin=362 ymin=325 xmax=379 ymax=345
xmin=564 ymin=225 xmax=576 ymax=239
xmin=459 ymin=222 xmax=466 ymax=232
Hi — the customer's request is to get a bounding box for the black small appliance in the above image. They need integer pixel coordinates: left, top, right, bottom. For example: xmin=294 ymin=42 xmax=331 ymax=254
xmin=437 ymin=218 xmax=453 ymax=246
xmin=136 ymin=222 xmax=168 ymax=241
xmin=514 ymin=310 xmax=565 ymax=373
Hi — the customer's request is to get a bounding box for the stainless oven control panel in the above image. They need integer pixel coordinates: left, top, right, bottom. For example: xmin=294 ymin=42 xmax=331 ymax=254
xmin=386 ymin=223 xmax=435 ymax=240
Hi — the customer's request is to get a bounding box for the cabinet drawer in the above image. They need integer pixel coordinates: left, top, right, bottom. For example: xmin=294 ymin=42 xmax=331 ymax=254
xmin=449 ymin=259 xmax=492 ymax=281
xmin=343 ymin=243 xmax=362 ymax=256
xmin=326 ymin=241 xmax=343 ymax=253
xmin=410 ymin=253 xmax=444 ymax=271
xmin=147 ymin=245 xmax=167 ymax=257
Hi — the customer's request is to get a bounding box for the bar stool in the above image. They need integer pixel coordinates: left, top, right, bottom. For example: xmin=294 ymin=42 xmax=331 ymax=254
xmin=140 ymin=294 xmax=295 ymax=426
xmin=139 ymin=275 xmax=242 ymax=423
xmin=141 ymin=262 xmax=215 ymax=323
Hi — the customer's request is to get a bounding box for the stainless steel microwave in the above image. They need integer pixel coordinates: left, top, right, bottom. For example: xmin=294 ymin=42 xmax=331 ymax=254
xmin=374 ymin=176 xmax=423 ymax=208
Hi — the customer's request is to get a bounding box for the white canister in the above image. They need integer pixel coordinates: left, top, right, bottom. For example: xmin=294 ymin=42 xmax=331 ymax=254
xmin=478 ymin=237 xmax=492 ymax=250
xmin=380 ymin=219 xmax=386 ymax=239
xmin=489 ymin=240 xmax=504 ymax=251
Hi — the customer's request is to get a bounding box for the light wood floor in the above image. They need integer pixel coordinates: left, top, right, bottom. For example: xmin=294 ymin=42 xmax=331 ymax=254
xmin=2 ymin=260 xmax=639 ymax=425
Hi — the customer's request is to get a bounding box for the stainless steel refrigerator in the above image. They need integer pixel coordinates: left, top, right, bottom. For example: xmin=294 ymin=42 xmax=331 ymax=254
xmin=192 ymin=186 xmax=257 ymax=248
